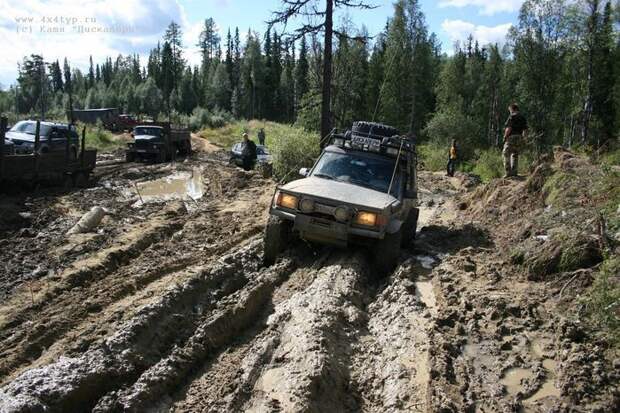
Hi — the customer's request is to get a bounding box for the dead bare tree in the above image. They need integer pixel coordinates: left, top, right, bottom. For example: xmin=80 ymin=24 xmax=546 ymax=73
xmin=268 ymin=0 xmax=376 ymax=145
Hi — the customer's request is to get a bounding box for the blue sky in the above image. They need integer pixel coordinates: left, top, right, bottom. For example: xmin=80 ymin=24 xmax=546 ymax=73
xmin=0 ymin=0 xmax=524 ymax=88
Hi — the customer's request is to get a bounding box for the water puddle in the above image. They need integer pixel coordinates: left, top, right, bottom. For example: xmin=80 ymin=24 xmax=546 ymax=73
xmin=413 ymin=255 xmax=436 ymax=269
xmin=501 ymin=367 xmax=534 ymax=395
xmin=462 ymin=341 xmax=495 ymax=372
xmin=131 ymin=168 xmax=204 ymax=206
xmin=524 ymin=358 xmax=560 ymax=403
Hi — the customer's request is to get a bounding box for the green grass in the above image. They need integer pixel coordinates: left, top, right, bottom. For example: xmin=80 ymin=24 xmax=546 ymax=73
xmin=584 ymin=257 xmax=620 ymax=346
xmin=79 ymin=123 xmax=126 ymax=151
xmin=417 ymin=144 xmax=533 ymax=182
xmin=199 ymin=120 xmax=320 ymax=182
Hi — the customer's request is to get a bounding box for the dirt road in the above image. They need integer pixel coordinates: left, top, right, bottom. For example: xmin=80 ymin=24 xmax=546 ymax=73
xmin=0 ymin=140 xmax=616 ymax=412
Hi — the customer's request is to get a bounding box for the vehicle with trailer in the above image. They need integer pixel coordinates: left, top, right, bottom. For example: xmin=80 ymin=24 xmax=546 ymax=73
xmin=125 ymin=123 xmax=192 ymax=163
xmin=71 ymin=109 xmax=139 ymax=131
xmin=7 ymin=120 xmax=80 ymax=158
xmin=0 ymin=117 xmax=97 ymax=190
xmin=263 ymin=121 xmax=419 ymax=273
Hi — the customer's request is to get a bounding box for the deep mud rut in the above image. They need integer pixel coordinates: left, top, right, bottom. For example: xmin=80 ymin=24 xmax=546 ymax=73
xmin=0 ymin=141 xmax=617 ymax=412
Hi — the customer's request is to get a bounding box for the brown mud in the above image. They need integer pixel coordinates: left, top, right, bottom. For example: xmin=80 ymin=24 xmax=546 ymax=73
xmin=0 ymin=142 xmax=617 ymax=412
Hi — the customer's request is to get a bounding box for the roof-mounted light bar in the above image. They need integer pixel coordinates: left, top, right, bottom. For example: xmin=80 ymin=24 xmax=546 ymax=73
xmin=328 ymin=129 xmax=414 ymax=157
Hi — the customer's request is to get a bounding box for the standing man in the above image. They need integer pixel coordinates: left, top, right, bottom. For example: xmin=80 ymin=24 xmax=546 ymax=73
xmin=258 ymin=128 xmax=266 ymax=146
xmin=503 ymin=103 xmax=528 ymax=178
xmin=446 ymin=139 xmax=458 ymax=177
xmin=241 ymin=132 xmax=257 ymax=171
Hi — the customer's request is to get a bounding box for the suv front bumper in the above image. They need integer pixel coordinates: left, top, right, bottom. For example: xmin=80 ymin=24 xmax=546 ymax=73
xmin=271 ymin=208 xmax=384 ymax=247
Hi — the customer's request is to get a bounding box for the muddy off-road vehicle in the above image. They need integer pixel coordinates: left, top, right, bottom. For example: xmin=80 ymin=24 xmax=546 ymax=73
xmin=264 ymin=121 xmax=419 ymax=272
xmin=126 ymin=124 xmax=191 ymax=163
xmin=0 ymin=118 xmax=97 ymax=190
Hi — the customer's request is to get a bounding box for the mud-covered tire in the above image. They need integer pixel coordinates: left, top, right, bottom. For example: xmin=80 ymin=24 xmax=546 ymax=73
xmin=62 ymin=174 xmax=74 ymax=190
xmin=375 ymin=229 xmax=402 ymax=275
xmin=126 ymin=152 xmax=135 ymax=162
xmin=263 ymin=215 xmax=292 ymax=266
xmin=401 ymin=208 xmax=419 ymax=247
xmin=156 ymin=149 xmax=166 ymax=163
xmin=73 ymin=172 xmax=89 ymax=188
xmin=352 ymin=121 xmax=400 ymax=138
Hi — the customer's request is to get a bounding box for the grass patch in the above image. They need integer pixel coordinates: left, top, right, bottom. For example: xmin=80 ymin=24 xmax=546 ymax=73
xmin=78 ymin=122 xmax=125 ymax=151
xmin=584 ymin=257 xmax=620 ymax=346
xmin=199 ymin=120 xmax=320 ymax=182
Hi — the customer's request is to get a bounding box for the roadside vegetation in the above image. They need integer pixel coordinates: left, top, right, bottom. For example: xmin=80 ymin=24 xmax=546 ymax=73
xmin=199 ymin=120 xmax=319 ymax=182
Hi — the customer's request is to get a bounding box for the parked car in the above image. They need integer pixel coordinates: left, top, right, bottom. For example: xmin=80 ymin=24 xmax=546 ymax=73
xmin=2 ymin=138 xmax=14 ymax=155
xmin=7 ymin=120 xmax=80 ymax=157
xmin=229 ymin=143 xmax=272 ymax=167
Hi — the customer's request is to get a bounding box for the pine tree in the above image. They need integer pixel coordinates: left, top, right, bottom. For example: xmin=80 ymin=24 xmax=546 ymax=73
xmin=50 ymin=60 xmax=63 ymax=92
xmin=295 ymin=35 xmax=309 ymax=109
xmin=88 ymin=56 xmax=95 ymax=89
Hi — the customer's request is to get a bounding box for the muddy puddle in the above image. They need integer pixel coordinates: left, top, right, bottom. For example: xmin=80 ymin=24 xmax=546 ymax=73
xmin=130 ymin=168 xmax=204 ymax=206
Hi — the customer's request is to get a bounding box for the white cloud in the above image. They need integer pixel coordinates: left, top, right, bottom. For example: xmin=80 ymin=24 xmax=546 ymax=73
xmin=0 ymin=0 xmax=199 ymax=87
xmin=441 ymin=19 xmax=513 ymax=48
xmin=439 ymin=0 xmax=524 ymax=16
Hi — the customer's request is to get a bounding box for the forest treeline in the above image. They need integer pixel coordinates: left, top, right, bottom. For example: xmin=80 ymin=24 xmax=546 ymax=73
xmin=0 ymin=0 xmax=618 ymax=154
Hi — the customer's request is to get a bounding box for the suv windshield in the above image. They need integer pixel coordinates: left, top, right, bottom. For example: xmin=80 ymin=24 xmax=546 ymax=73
xmin=10 ymin=121 xmax=52 ymax=136
xmin=311 ymin=151 xmax=402 ymax=196
xmin=134 ymin=127 xmax=162 ymax=136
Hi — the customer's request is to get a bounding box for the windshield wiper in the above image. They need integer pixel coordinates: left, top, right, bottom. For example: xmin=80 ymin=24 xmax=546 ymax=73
xmin=313 ymin=173 xmax=335 ymax=180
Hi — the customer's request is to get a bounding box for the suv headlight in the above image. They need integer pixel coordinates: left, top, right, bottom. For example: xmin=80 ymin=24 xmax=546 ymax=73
xmin=299 ymin=198 xmax=315 ymax=213
xmin=354 ymin=211 xmax=378 ymax=227
xmin=275 ymin=192 xmax=298 ymax=209
xmin=334 ymin=206 xmax=351 ymax=222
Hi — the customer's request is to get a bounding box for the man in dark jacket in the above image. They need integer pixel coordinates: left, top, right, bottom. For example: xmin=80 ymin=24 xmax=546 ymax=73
xmin=241 ymin=132 xmax=257 ymax=171
xmin=258 ymin=128 xmax=266 ymax=146
xmin=503 ymin=103 xmax=528 ymax=177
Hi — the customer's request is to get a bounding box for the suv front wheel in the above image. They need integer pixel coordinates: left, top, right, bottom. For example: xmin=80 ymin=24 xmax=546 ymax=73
xmin=374 ymin=229 xmax=402 ymax=274
xmin=263 ymin=215 xmax=292 ymax=266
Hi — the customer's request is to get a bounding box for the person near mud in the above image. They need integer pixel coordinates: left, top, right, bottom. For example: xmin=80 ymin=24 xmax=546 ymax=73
xmin=503 ymin=104 xmax=528 ymax=178
xmin=446 ymin=139 xmax=458 ymax=177
xmin=241 ymin=132 xmax=257 ymax=171
xmin=258 ymin=128 xmax=266 ymax=146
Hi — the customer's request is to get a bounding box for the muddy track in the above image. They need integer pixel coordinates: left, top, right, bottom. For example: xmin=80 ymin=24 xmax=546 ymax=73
xmin=1 ymin=154 xmax=616 ymax=413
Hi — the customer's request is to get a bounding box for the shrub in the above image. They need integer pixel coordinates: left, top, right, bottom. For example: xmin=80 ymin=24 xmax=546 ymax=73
xmin=187 ymin=107 xmax=233 ymax=131
xmin=417 ymin=143 xmax=447 ymax=172
xmin=472 ymin=149 xmax=504 ymax=182
xmin=80 ymin=121 xmax=119 ymax=150
xmin=270 ymin=125 xmax=320 ymax=182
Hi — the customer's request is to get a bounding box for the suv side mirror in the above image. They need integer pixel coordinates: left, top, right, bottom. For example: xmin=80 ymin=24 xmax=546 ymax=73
xmin=299 ymin=167 xmax=309 ymax=177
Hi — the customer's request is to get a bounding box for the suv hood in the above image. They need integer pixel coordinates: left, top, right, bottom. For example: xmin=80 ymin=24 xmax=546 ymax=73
xmin=281 ymin=176 xmax=398 ymax=210
xmin=6 ymin=131 xmax=37 ymax=142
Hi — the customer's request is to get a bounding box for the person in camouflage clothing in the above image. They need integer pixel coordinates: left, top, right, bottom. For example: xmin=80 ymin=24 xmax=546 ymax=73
xmin=503 ymin=103 xmax=528 ymax=178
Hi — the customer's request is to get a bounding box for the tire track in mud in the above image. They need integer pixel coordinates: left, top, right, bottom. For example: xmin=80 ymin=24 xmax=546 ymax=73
xmin=0 ymin=205 xmax=187 ymax=382
xmin=0 ymin=172 xmax=269 ymax=386
xmin=0 ymin=205 xmax=267 ymax=386
xmin=0 ymin=238 xmax=276 ymax=412
xmin=349 ymin=260 xmax=436 ymax=412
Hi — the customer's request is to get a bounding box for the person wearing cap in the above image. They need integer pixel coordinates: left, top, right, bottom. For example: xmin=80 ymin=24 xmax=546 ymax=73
xmin=241 ymin=132 xmax=257 ymax=171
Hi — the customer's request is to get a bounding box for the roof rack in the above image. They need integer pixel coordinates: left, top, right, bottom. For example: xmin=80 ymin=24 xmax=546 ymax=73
xmin=328 ymin=128 xmax=415 ymax=158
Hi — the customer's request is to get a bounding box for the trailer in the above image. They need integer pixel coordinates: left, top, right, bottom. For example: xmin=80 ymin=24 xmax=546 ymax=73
xmin=0 ymin=117 xmax=97 ymax=191
xmin=71 ymin=108 xmax=119 ymax=125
